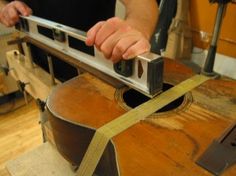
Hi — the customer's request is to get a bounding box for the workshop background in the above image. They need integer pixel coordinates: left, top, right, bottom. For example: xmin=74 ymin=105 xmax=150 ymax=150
xmin=0 ymin=0 xmax=236 ymax=175
xmin=190 ymin=0 xmax=236 ymax=79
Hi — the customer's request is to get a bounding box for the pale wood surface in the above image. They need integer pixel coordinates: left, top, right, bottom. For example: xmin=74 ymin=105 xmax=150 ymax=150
xmin=0 ymin=100 xmax=42 ymax=175
xmin=6 ymin=142 xmax=76 ymax=176
xmin=0 ymin=33 xmax=19 ymax=95
xmin=6 ymin=50 xmax=60 ymax=101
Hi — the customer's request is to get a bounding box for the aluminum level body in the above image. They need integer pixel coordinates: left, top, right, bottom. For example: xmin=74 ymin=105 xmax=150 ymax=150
xmin=16 ymin=15 xmax=163 ymax=97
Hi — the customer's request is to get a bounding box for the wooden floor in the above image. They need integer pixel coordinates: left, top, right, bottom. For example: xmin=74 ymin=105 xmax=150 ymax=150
xmin=0 ymin=99 xmax=42 ymax=175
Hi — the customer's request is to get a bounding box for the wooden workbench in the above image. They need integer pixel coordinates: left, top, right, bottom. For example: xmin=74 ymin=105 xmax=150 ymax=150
xmin=6 ymin=59 xmax=235 ymax=176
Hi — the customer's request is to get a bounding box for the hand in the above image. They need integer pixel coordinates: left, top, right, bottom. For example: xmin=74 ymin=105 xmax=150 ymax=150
xmin=0 ymin=1 xmax=32 ymax=27
xmin=86 ymin=17 xmax=150 ymax=63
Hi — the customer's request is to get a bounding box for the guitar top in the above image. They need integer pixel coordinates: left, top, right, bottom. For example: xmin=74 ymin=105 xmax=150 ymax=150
xmin=46 ymin=59 xmax=236 ymax=176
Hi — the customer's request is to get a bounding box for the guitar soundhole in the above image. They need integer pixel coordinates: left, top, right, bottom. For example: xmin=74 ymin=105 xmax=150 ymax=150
xmin=120 ymin=83 xmax=187 ymax=113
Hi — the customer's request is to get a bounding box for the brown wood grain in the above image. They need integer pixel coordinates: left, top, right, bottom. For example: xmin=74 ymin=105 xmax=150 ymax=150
xmin=0 ymin=101 xmax=42 ymax=175
xmin=0 ymin=72 xmax=4 ymax=93
xmin=47 ymin=58 xmax=236 ymax=175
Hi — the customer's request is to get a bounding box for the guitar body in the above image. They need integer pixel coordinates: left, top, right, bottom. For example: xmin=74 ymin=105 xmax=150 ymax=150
xmin=46 ymin=59 xmax=236 ymax=176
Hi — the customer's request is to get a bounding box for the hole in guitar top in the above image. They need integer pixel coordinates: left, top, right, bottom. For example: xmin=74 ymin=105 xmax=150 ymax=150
xmin=116 ymin=83 xmax=191 ymax=114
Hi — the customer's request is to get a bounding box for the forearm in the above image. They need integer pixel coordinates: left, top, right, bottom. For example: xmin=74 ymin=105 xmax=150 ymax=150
xmin=121 ymin=0 xmax=159 ymax=40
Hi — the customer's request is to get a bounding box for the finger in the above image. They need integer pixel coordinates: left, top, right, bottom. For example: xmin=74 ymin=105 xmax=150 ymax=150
xmin=2 ymin=12 xmax=12 ymax=27
xmin=94 ymin=23 xmax=118 ymax=48
xmin=122 ymin=39 xmax=151 ymax=60
xmin=25 ymin=5 xmax=32 ymax=15
xmin=94 ymin=17 xmax=124 ymax=48
xmin=14 ymin=1 xmax=32 ymax=16
xmin=99 ymin=30 xmax=125 ymax=59
xmin=1 ymin=15 xmax=11 ymax=27
xmin=6 ymin=7 xmax=19 ymax=25
xmin=110 ymin=36 xmax=139 ymax=63
xmin=99 ymin=38 xmax=116 ymax=59
xmin=86 ymin=21 xmax=105 ymax=46
xmin=99 ymin=26 xmax=134 ymax=59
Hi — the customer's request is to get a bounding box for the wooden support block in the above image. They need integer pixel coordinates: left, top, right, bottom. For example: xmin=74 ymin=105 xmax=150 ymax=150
xmin=6 ymin=50 xmax=60 ymax=101
xmin=44 ymin=121 xmax=56 ymax=146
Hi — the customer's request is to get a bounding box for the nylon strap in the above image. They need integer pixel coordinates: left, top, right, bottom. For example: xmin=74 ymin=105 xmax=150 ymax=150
xmin=76 ymin=74 xmax=210 ymax=176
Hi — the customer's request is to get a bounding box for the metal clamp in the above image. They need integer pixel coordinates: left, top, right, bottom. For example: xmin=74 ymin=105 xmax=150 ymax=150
xmin=196 ymin=122 xmax=236 ymax=175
